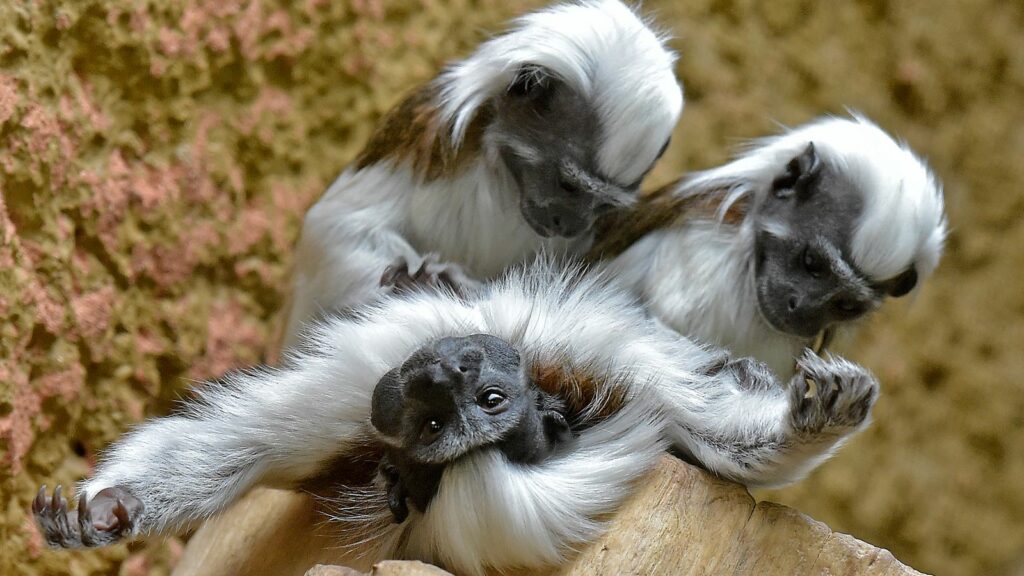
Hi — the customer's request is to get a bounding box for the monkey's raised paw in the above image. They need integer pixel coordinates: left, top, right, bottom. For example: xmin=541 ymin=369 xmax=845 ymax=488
xmin=789 ymin=351 xmax=879 ymax=434
xmin=380 ymin=254 xmax=481 ymax=298
xmin=33 ymin=485 xmax=142 ymax=548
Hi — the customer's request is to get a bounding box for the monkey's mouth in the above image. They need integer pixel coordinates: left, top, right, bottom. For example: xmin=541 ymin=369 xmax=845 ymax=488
xmin=754 ymin=284 xmax=824 ymax=340
xmin=519 ymin=201 xmax=590 ymax=239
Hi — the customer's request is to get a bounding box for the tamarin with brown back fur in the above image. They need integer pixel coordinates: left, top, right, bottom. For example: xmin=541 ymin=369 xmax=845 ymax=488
xmin=283 ymin=0 xmax=683 ymax=348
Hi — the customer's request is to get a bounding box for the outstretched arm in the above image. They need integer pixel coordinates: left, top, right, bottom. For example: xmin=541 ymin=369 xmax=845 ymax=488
xmin=471 ymin=266 xmax=877 ymax=488
xmin=35 ymin=294 xmax=482 ymax=547
xmin=654 ymin=347 xmax=878 ymax=488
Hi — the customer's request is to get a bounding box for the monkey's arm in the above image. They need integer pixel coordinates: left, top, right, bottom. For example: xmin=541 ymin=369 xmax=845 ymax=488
xmin=652 ymin=347 xmax=878 ymax=488
xmin=284 ymin=170 xmax=479 ymax=348
xmin=35 ymin=296 xmax=482 ymax=547
xmin=474 ymin=266 xmax=876 ymax=489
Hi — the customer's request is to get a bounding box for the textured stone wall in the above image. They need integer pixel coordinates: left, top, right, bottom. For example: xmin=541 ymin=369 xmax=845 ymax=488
xmin=2 ymin=1 xmax=1021 ymax=576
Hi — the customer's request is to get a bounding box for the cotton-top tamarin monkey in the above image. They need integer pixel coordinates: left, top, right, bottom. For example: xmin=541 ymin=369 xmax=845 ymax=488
xmin=284 ymin=0 xmax=683 ymax=347
xmin=34 ymin=261 xmax=878 ymax=575
xmin=596 ymin=116 xmax=947 ymax=378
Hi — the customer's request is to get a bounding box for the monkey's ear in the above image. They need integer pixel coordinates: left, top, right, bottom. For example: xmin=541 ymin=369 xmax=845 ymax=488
xmin=772 ymin=142 xmax=821 ymax=200
xmin=885 ymin=267 xmax=918 ymax=298
xmin=371 ymin=368 xmax=405 ymax=438
xmin=507 ymin=64 xmax=554 ymax=100
xmin=542 ymin=411 xmax=573 ymax=445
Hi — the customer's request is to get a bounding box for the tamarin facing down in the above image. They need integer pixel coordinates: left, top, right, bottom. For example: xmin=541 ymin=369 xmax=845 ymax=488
xmin=284 ymin=0 xmax=683 ymax=347
xmin=596 ymin=115 xmax=947 ymax=378
xmin=35 ymin=261 xmax=878 ymax=575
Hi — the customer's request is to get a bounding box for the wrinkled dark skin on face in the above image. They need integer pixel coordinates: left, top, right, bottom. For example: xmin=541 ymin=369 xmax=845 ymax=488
xmin=488 ymin=65 xmax=664 ymax=239
xmin=370 ymin=334 xmax=571 ymax=523
xmin=753 ymin=144 xmax=919 ymax=338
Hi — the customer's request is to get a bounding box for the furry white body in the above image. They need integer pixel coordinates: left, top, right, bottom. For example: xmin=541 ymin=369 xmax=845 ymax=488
xmin=602 ymin=116 xmax=947 ymax=379
xmin=285 ymin=0 xmax=682 ymax=346
xmin=76 ymin=261 xmax=877 ymax=574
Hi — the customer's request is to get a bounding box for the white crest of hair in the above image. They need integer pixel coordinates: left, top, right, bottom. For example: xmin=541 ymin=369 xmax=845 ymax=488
xmin=399 ymin=399 xmax=666 ymax=575
xmin=437 ymin=0 xmax=684 ymax=185
xmin=682 ymin=113 xmax=947 ymax=282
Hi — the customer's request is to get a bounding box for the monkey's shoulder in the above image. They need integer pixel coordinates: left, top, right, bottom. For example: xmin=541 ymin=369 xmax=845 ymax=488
xmin=354 ymin=81 xmax=490 ymax=182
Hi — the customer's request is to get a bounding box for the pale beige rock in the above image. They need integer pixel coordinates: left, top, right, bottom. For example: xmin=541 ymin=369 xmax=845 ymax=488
xmin=175 ymin=456 xmax=926 ymax=576
xmin=305 ymin=565 xmax=366 ymax=576
xmin=371 ymin=561 xmax=454 ymax=575
xmin=305 ymin=561 xmax=452 ymax=576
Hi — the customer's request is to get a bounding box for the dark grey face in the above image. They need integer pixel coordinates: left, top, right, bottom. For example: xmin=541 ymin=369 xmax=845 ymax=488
xmin=371 ymin=334 xmax=571 ymax=523
xmin=489 ymin=65 xmax=669 ymax=239
xmin=370 ymin=334 xmax=568 ymax=465
xmin=753 ymin=144 xmax=918 ymax=338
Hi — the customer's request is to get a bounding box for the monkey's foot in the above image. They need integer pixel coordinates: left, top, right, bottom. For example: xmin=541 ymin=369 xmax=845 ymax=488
xmin=33 ymin=485 xmax=143 ymax=548
xmin=789 ymin=351 xmax=878 ymax=434
xmin=380 ymin=254 xmax=481 ymax=297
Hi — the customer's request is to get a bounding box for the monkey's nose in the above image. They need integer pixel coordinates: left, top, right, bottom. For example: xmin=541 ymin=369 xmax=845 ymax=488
xmin=433 ymin=336 xmax=486 ymax=378
xmin=539 ymin=204 xmax=586 ymax=238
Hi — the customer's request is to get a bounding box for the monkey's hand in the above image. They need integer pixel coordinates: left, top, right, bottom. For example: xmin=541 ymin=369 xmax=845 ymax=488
xmin=380 ymin=254 xmax=482 ymax=298
xmin=32 ymin=485 xmax=142 ymax=548
xmin=380 ymin=459 xmax=410 ymax=524
xmin=789 ymin=350 xmax=879 ymax=435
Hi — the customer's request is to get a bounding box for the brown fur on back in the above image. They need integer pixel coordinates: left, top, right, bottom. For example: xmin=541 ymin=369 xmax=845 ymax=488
xmin=298 ymin=432 xmax=385 ymax=496
xmin=588 ymin=179 xmax=749 ymax=259
xmin=354 ymin=81 xmax=492 ymax=182
xmin=531 ymin=363 xmax=629 ymax=424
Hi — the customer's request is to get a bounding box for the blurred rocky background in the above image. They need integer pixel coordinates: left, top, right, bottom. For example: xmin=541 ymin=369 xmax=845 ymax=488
xmin=1 ymin=1 xmax=1021 ymax=575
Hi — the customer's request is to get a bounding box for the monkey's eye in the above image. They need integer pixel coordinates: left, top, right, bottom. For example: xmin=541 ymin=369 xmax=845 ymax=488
xmin=420 ymin=418 xmax=444 ymax=441
xmin=802 ymin=247 xmax=827 ymax=279
xmin=477 ymin=390 xmax=508 ymax=414
xmin=833 ymin=298 xmax=867 ymax=318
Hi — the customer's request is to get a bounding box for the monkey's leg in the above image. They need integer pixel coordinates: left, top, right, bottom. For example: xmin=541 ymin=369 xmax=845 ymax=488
xmin=35 ymin=297 xmax=482 ymax=548
xmin=659 ymin=349 xmax=878 ymax=488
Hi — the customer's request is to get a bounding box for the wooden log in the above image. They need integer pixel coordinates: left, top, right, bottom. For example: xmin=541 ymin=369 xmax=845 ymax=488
xmin=173 ymin=456 xmax=925 ymax=576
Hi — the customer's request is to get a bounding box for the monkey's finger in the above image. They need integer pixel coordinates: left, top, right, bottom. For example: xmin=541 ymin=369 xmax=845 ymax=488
xmin=33 ymin=485 xmax=47 ymax=514
xmin=112 ymin=498 xmax=132 ymax=532
xmin=53 ymin=493 xmax=76 ymax=546
xmin=78 ymin=493 xmax=102 ymax=547
xmin=77 ymin=493 xmax=91 ymax=526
